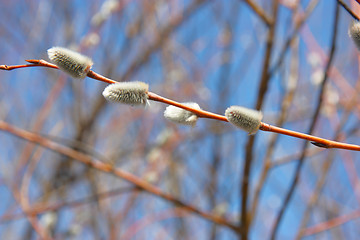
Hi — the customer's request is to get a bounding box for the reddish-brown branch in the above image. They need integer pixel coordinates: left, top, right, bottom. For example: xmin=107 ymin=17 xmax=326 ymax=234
xmin=242 ymin=0 xmax=272 ymax=26
xmin=260 ymin=123 xmax=360 ymax=151
xmin=270 ymin=4 xmax=340 ymax=239
xmin=269 ymin=0 xmax=319 ymax=77
xmin=301 ymin=209 xmax=360 ymax=236
xmin=0 ymin=59 xmax=118 ymax=84
xmin=0 ymin=187 xmax=138 ymax=222
xmin=241 ymin=1 xmax=279 ymax=238
xmin=121 ymin=0 xmax=207 ymax=81
xmin=0 ymin=59 xmax=58 ymax=71
xmin=121 ymin=207 xmax=195 ymax=240
xmin=150 ymin=93 xmax=360 ymax=151
xmin=271 ymin=148 xmax=323 ymax=167
xmin=1 ymin=60 xmax=360 ymax=151
xmin=337 ymin=0 xmax=360 ymax=21
xmin=86 ymin=70 xmax=117 ymax=84
xmin=250 ymin=36 xmax=300 ymax=223
xmin=147 ymin=92 xmax=227 ymax=122
xmin=0 ymin=120 xmax=238 ymax=232
xmin=5 ymin=179 xmax=52 ymax=240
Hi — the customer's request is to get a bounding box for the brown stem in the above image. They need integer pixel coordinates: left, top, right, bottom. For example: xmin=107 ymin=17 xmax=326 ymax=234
xmin=0 ymin=120 xmax=238 ymax=232
xmin=147 ymin=92 xmax=227 ymax=122
xmin=260 ymin=123 xmax=360 ymax=151
xmin=337 ymin=0 xmax=360 ymax=21
xmin=242 ymin=0 xmax=272 ymax=26
xmin=87 ymin=70 xmax=117 ymax=84
xmin=250 ymin=36 xmax=300 ymax=222
xmin=1 ymin=60 xmax=360 ymax=152
xmin=269 ymin=0 xmax=319 ymax=77
xmin=0 ymin=59 xmax=58 ymax=70
xmin=301 ymin=209 xmax=360 ymax=236
xmin=270 ymin=3 xmax=340 ymax=239
xmin=241 ymin=1 xmax=279 ymax=238
xmin=0 ymin=187 xmax=138 ymax=222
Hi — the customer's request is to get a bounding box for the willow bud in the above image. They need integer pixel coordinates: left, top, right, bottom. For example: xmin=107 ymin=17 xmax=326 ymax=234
xmin=349 ymin=21 xmax=360 ymax=51
xmin=47 ymin=47 xmax=93 ymax=78
xmin=164 ymin=102 xmax=200 ymax=126
xmin=102 ymin=81 xmax=149 ymax=106
xmin=225 ymin=106 xmax=263 ymax=134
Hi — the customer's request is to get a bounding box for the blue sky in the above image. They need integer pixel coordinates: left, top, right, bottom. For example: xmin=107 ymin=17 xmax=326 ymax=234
xmin=0 ymin=0 xmax=360 ymax=239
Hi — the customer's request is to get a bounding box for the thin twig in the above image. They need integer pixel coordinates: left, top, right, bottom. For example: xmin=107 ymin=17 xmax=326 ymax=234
xmin=240 ymin=1 xmax=279 ymax=238
xmin=301 ymin=209 xmax=360 ymax=236
xmin=337 ymin=0 xmax=360 ymax=21
xmin=250 ymin=36 xmax=299 ymax=221
xmin=5 ymin=180 xmax=52 ymax=240
xmin=121 ymin=207 xmax=194 ymax=240
xmin=86 ymin=70 xmax=116 ymax=84
xmin=0 ymin=59 xmax=58 ymax=70
xmin=295 ymin=144 xmax=336 ymax=239
xmin=270 ymin=148 xmax=323 ymax=167
xmin=0 ymin=120 xmax=238 ymax=232
xmin=270 ymin=3 xmax=340 ymax=239
xmin=148 ymin=92 xmax=227 ymax=122
xmin=269 ymin=0 xmax=320 ymax=77
xmin=242 ymin=0 xmax=272 ymax=26
xmin=0 ymin=187 xmax=139 ymax=223
xmin=295 ymin=73 xmax=360 ymax=239
xmin=122 ymin=0 xmax=207 ymax=81
xmin=1 ymin=61 xmax=360 ymax=151
xmin=260 ymin=123 xmax=360 ymax=151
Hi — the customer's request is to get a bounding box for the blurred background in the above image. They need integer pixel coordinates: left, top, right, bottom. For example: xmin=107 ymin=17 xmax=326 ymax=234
xmin=1 ymin=0 xmax=360 ymax=239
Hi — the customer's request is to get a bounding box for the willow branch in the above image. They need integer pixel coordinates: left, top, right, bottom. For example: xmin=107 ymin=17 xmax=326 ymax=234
xmin=1 ymin=61 xmax=360 ymax=151
xmin=121 ymin=0 xmax=207 ymax=81
xmin=337 ymin=0 xmax=360 ymax=21
xmin=269 ymin=0 xmax=320 ymax=77
xmin=250 ymin=37 xmax=299 ymax=221
xmin=0 ymin=120 xmax=238 ymax=232
xmin=301 ymin=209 xmax=360 ymax=237
xmin=242 ymin=0 xmax=272 ymax=26
xmin=240 ymin=1 xmax=279 ymax=238
xmin=0 ymin=187 xmax=138 ymax=223
xmin=270 ymin=3 xmax=340 ymax=239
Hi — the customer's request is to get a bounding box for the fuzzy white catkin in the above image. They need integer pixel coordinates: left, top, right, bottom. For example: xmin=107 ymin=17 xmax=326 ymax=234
xmin=102 ymin=81 xmax=149 ymax=106
xmin=164 ymin=102 xmax=201 ymax=126
xmin=47 ymin=47 xmax=93 ymax=78
xmin=225 ymin=106 xmax=263 ymax=134
xmin=349 ymin=21 xmax=360 ymax=51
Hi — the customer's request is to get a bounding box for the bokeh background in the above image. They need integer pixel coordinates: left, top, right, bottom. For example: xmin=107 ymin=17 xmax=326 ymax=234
xmin=1 ymin=0 xmax=360 ymax=239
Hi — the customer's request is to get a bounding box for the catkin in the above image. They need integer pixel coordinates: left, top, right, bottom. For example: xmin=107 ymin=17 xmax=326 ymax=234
xmin=102 ymin=81 xmax=149 ymax=106
xmin=225 ymin=106 xmax=263 ymax=134
xmin=47 ymin=47 xmax=93 ymax=78
xmin=349 ymin=21 xmax=360 ymax=51
xmin=164 ymin=102 xmax=200 ymax=126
